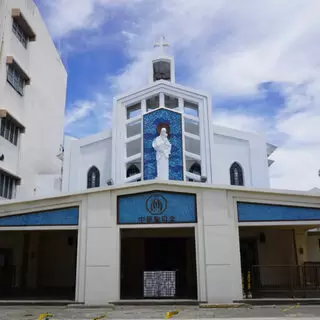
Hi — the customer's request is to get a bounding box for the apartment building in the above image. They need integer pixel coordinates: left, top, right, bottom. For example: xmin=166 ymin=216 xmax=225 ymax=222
xmin=0 ymin=0 xmax=67 ymax=200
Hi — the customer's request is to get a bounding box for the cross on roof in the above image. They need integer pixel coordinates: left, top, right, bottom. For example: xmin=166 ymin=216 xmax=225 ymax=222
xmin=154 ymin=36 xmax=169 ymax=53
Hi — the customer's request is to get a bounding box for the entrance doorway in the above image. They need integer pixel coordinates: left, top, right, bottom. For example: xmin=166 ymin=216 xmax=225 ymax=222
xmin=120 ymin=227 xmax=197 ymax=300
xmin=0 ymin=230 xmax=77 ymax=300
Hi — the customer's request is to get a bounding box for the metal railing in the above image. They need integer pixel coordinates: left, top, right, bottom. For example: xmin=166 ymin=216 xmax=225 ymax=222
xmin=243 ymin=264 xmax=320 ymax=298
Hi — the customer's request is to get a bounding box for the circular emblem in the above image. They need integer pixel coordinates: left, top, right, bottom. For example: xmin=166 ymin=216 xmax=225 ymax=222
xmin=146 ymin=194 xmax=167 ymax=215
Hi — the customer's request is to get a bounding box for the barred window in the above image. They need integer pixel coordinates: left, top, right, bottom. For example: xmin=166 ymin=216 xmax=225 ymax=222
xmin=7 ymin=64 xmax=25 ymax=95
xmin=0 ymin=172 xmax=18 ymax=199
xmin=12 ymin=19 xmax=28 ymax=48
xmin=87 ymin=166 xmax=100 ymax=189
xmin=230 ymin=162 xmax=244 ymax=186
xmin=0 ymin=117 xmax=20 ymax=146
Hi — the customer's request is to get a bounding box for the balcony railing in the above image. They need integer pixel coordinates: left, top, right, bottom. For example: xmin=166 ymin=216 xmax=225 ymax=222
xmin=243 ymin=264 xmax=320 ymax=299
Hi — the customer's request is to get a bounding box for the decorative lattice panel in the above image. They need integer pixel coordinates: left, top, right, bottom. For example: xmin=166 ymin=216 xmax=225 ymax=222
xmin=143 ymin=271 xmax=176 ymax=298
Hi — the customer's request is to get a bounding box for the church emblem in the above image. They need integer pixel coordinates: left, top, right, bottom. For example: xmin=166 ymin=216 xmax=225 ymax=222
xmin=146 ymin=194 xmax=167 ymax=215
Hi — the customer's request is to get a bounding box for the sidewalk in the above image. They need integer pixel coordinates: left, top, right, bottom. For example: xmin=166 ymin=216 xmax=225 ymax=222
xmin=1 ymin=305 xmax=320 ymax=319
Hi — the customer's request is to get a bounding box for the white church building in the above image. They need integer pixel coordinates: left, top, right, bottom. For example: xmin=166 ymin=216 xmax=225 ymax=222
xmin=0 ymin=39 xmax=320 ymax=305
xmin=60 ymin=40 xmax=276 ymax=194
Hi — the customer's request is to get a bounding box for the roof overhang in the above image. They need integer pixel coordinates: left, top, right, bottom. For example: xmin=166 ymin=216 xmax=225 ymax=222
xmin=6 ymin=56 xmax=30 ymax=85
xmin=11 ymin=8 xmax=36 ymax=41
xmin=114 ymin=80 xmax=209 ymax=102
xmin=1 ymin=179 xmax=320 ymax=210
xmin=0 ymin=109 xmax=25 ymax=133
xmin=268 ymin=159 xmax=275 ymax=167
xmin=267 ymin=143 xmax=277 ymax=156
xmin=0 ymin=167 xmax=21 ymax=183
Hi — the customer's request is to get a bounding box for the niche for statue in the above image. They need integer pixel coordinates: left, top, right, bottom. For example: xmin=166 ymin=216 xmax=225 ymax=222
xmin=152 ymin=124 xmax=172 ymax=180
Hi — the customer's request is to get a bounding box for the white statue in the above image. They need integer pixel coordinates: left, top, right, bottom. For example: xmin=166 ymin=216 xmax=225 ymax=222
xmin=152 ymin=128 xmax=171 ymax=179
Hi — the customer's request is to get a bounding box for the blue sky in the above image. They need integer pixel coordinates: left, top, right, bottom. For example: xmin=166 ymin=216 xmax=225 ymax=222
xmin=34 ymin=0 xmax=320 ymax=191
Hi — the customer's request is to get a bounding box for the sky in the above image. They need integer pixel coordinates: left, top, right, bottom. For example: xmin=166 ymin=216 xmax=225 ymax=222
xmin=34 ymin=0 xmax=320 ymax=191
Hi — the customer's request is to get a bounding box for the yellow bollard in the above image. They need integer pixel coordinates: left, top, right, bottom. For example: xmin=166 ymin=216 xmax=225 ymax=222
xmin=165 ymin=310 xmax=179 ymax=319
xmin=38 ymin=313 xmax=53 ymax=320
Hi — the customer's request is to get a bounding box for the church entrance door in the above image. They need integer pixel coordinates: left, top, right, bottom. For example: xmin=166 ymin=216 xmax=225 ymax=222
xmin=120 ymin=227 xmax=197 ymax=300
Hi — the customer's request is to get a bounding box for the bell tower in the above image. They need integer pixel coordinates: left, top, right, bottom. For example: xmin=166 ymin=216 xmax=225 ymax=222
xmin=112 ymin=36 xmax=214 ymax=185
xmin=150 ymin=36 xmax=175 ymax=84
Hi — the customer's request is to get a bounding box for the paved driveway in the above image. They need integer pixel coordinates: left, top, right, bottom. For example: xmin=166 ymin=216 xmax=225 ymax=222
xmin=1 ymin=305 xmax=320 ymax=319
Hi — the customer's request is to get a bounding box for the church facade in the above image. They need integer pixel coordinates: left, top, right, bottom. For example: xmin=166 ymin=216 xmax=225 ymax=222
xmin=0 ymin=182 xmax=319 ymax=304
xmin=58 ymin=44 xmax=276 ymax=196
xmin=0 ymin=40 xmax=319 ymax=305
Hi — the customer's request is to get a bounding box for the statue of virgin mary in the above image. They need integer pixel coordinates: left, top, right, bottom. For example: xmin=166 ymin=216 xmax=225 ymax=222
xmin=152 ymin=128 xmax=171 ymax=180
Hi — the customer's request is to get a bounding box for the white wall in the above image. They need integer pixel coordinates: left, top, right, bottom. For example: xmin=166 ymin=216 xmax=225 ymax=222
xmin=62 ymin=132 xmax=112 ymax=193
xmin=0 ymin=0 xmax=67 ymax=200
xmin=81 ymin=184 xmax=243 ymax=304
xmin=212 ymin=125 xmax=270 ymax=188
xmin=17 ymin=0 xmax=66 ymax=199
xmin=79 ymin=139 xmax=112 ymax=190
xmin=84 ymin=191 xmax=118 ymax=305
xmin=0 ymin=136 xmax=20 ymax=174
xmin=201 ymin=189 xmax=242 ymax=302
xmin=62 ymin=121 xmax=271 ymax=196
xmin=34 ymin=174 xmax=61 ymax=197
xmin=213 ymin=134 xmax=251 ymax=185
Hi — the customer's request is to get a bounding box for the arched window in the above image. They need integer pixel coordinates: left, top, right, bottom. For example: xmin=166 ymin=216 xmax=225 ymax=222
xmin=190 ymin=162 xmax=201 ymax=176
xmin=230 ymin=162 xmax=244 ymax=186
xmin=188 ymin=162 xmax=201 ymax=182
xmin=87 ymin=166 xmax=100 ymax=189
xmin=127 ymin=164 xmax=140 ymax=178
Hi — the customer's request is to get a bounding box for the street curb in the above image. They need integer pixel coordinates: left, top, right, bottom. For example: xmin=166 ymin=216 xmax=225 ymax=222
xmin=199 ymin=303 xmax=250 ymax=308
xmin=67 ymin=303 xmax=115 ymax=309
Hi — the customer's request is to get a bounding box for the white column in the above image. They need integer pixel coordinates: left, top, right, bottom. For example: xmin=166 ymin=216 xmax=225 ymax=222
xmin=178 ymin=97 xmax=184 ymax=113
xmin=76 ymin=199 xmax=87 ymax=303
xmin=160 ymin=93 xmax=165 ymax=107
xmin=141 ymin=99 xmax=146 ymax=114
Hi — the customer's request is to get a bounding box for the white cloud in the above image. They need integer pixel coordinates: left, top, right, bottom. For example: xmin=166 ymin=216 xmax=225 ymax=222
xmin=64 ymin=94 xmax=112 ymax=137
xmin=213 ymin=111 xmax=270 ymax=135
xmin=42 ymin=0 xmax=142 ymax=38
xmin=40 ymin=0 xmax=320 ymax=191
xmin=270 ymin=146 xmax=320 ymax=190
xmin=65 ymin=101 xmax=95 ymax=128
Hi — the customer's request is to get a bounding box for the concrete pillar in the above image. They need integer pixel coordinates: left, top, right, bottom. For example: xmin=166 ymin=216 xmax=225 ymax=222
xmin=26 ymin=232 xmax=40 ymax=288
xmin=295 ymin=229 xmax=308 ymax=265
